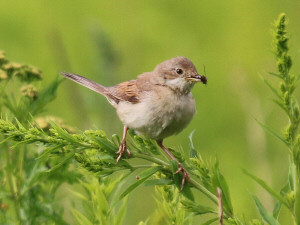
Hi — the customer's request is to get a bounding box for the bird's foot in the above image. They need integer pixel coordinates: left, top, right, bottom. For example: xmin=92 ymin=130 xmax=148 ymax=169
xmin=116 ymin=141 xmax=130 ymax=163
xmin=175 ymin=163 xmax=190 ymax=191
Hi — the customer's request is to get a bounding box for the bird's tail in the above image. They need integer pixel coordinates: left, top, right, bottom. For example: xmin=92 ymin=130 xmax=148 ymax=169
xmin=61 ymin=72 xmax=108 ymax=95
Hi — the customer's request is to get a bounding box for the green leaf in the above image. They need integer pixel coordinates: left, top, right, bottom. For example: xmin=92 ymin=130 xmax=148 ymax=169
xmin=111 ymin=134 xmax=120 ymax=146
xmin=72 ymin=209 xmax=93 ymax=225
xmin=273 ymin=183 xmax=290 ymax=219
xmin=212 ymin=160 xmax=233 ymax=215
xmin=243 ymin=169 xmax=289 ymax=208
xmin=189 ymin=130 xmax=197 ymax=158
xmin=268 ymin=72 xmax=282 ymax=78
xmin=3 ymin=94 xmax=17 ymax=116
xmin=50 ymin=121 xmax=77 ymax=143
xmin=272 ymin=99 xmax=287 ymax=113
xmin=169 ymin=160 xmax=194 ymax=200
xmin=119 ymin=166 xmax=161 ymax=200
xmin=15 ymin=118 xmax=25 ymax=130
xmin=0 ymin=136 xmax=12 ymax=145
xmin=45 ymin=152 xmax=74 ymax=173
xmin=260 ymin=75 xmax=281 ymax=98
xmin=36 ymin=144 xmax=64 ymax=160
xmin=182 ymin=185 xmax=194 ymax=201
xmin=69 ymin=189 xmax=89 ymax=202
xmin=273 ymin=201 xmax=282 ymax=219
xmin=91 ymin=136 xmax=118 ymax=153
xmin=114 ymin=197 xmax=128 ymax=225
xmin=295 ymin=169 xmax=300 ymax=225
xmin=252 ymin=194 xmax=281 ymax=225
xmin=288 ymin=157 xmax=294 ymax=191
xmin=202 ymin=218 xmax=218 ymax=225
xmin=255 ymin=119 xmax=290 ymax=147
xmin=144 ymin=179 xmax=173 ymax=186
xmin=30 ymin=77 xmax=63 ymax=115
xmin=170 ymin=160 xmax=182 ymax=187
xmin=181 ymin=199 xmax=215 ymax=215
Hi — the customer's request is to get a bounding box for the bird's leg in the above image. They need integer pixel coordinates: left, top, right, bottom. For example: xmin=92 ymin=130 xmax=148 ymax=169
xmin=116 ymin=126 xmax=130 ymax=162
xmin=156 ymin=140 xmax=190 ymax=191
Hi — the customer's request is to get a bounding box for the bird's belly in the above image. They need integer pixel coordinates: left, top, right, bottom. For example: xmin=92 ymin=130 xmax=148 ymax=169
xmin=116 ymin=93 xmax=196 ymax=140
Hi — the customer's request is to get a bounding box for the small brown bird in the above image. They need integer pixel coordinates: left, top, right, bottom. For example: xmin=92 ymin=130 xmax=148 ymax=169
xmin=61 ymin=57 xmax=207 ymax=190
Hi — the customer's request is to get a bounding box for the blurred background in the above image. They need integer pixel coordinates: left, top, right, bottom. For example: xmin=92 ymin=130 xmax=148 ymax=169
xmin=1 ymin=0 xmax=300 ymax=224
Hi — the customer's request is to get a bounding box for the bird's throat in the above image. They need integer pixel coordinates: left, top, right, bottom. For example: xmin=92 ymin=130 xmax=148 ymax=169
xmin=164 ymin=77 xmax=194 ymax=94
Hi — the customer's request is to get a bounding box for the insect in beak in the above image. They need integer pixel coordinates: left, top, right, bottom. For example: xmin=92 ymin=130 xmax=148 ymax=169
xmin=186 ymin=74 xmax=207 ymax=84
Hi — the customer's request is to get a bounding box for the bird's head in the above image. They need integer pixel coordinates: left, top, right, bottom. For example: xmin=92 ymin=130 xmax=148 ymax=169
xmin=153 ymin=57 xmax=207 ymax=94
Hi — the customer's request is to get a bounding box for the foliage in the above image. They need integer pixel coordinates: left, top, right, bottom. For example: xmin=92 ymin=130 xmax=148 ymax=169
xmin=70 ymin=170 xmax=128 ymax=225
xmin=243 ymin=13 xmax=300 ymax=225
xmin=0 ymin=51 xmax=73 ymax=224
xmin=151 ymin=182 xmax=191 ymax=225
xmin=0 ymin=13 xmax=299 ymax=225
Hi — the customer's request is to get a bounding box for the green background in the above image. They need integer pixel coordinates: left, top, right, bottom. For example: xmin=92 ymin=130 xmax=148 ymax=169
xmin=1 ymin=0 xmax=300 ymax=224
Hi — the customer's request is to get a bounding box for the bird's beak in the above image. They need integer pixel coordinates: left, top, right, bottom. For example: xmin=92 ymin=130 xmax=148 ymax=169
xmin=185 ymin=74 xmax=207 ymax=84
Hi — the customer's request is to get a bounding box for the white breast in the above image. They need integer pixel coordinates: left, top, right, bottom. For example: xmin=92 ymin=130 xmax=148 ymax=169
xmin=116 ymin=89 xmax=196 ymax=140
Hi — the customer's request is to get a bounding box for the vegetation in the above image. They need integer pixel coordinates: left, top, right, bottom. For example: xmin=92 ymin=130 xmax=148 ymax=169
xmin=0 ymin=13 xmax=299 ymax=225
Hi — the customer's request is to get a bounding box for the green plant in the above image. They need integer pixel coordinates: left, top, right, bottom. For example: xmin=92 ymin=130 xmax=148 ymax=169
xmin=70 ymin=170 xmax=128 ymax=225
xmin=0 ymin=13 xmax=299 ymax=225
xmin=0 ymin=51 xmax=76 ymax=224
xmin=244 ymin=13 xmax=300 ymax=225
xmin=0 ymin=112 xmax=236 ymax=224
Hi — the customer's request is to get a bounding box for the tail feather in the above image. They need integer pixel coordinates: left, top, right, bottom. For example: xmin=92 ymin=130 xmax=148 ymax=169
xmin=61 ymin=72 xmax=107 ymax=95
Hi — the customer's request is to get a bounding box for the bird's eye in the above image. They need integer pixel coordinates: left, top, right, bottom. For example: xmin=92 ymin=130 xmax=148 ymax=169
xmin=176 ymin=68 xmax=183 ymax=74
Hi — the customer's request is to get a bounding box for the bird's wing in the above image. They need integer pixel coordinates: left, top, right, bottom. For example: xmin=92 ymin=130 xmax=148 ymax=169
xmin=61 ymin=72 xmax=108 ymax=94
xmin=107 ymin=80 xmax=140 ymax=104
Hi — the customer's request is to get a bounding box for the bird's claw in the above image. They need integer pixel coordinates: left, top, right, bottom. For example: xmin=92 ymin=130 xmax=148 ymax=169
xmin=174 ymin=163 xmax=190 ymax=191
xmin=116 ymin=142 xmax=130 ymax=163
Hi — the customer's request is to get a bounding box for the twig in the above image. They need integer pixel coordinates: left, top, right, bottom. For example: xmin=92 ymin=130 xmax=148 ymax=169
xmin=217 ymin=187 xmax=223 ymax=225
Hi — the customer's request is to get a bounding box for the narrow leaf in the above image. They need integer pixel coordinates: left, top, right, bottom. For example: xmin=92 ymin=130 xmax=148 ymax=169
xmin=119 ymin=166 xmax=161 ymax=200
xmin=92 ymin=136 xmax=118 ymax=153
xmin=181 ymin=199 xmax=215 ymax=215
xmin=295 ymin=179 xmax=300 ymax=225
xmin=189 ymin=130 xmax=197 ymax=158
xmin=50 ymin=121 xmax=77 ymax=143
xmin=202 ymin=218 xmax=218 ymax=225
xmin=273 ymin=201 xmax=282 ymax=219
xmin=144 ymin=179 xmax=173 ymax=186
xmin=36 ymin=144 xmax=64 ymax=160
xmin=268 ymin=72 xmax=282 ymax=78
xmin=45 ymin=152 xmax=74 ymax=173
xmin=255 ymin=119 xmax=289 ymax=147
xmin=261 ymin=76 xmax=281 ymax=98
xmin=0 ymin=136 xmax=13 ymax=145
xmin=15 ymin=118 xmax=25 ymax=130
xmin=30 ymin=77 xmax=63 ymax=115
xmin=114 ymin=197 xmax=128 ymax=225
xmin=243 ymin=169 xmax=289 ymax=207
xmin=252 ymin=194 xmax=281 ymax=225
xmin=69 ymin=189 xmax=88 ymax=202
xmin=212 ymin=160 xmax=233 ymax=215
xmin=272 ymin=99 xmax=288 ymax=113
xmin=72 ymin=209 xmax=93 ymax=225
xmin=288 ymin=157 xmax=294 ymax=191
xmin=170 ymin=160 xmax=182 ymax=188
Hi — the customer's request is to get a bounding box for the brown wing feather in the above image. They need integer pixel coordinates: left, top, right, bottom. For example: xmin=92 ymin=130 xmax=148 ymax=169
xmin=107 ymin=80 xmax=140 ymax=104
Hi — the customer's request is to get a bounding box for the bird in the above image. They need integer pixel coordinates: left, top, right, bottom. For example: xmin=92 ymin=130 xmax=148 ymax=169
xmin=61 ymin=57 xmax=207 ymax=190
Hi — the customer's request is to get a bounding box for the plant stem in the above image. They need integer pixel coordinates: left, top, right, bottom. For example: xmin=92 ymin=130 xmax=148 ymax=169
xmin=132 ymin=165 xmax=153 ymax=169
xmin=132 ymin=152 xmax=170 ymax=167
xmin=189 ymin=177 xmax=218 ymax=205
xmin=17 ymin=146 xmax=24 ymax=193
xmin=4 ymin=145 xmax=21 ymax=223
xmin=293 ymin=159 xmax=300 ymax=225
xmin=132 ymin=152 xmax=220 ymax=206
